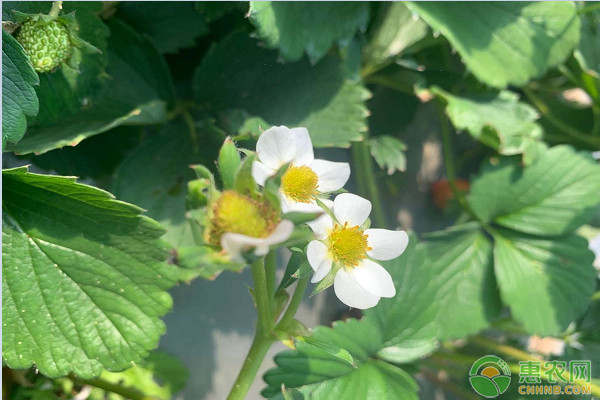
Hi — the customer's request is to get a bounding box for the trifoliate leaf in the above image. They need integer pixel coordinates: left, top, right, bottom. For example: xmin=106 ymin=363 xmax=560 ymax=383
xmin=248 ymin=1 xmax=370 ymax=63
xmin=262 ymin=319 xmax=418 ymax=400
xmin=2 ymin=29 xmax=39 ymax=149
xmin=2 ymin=167 xmax=177 ymax=378
xmin=408 ymin=2 xmax=581 ymax=88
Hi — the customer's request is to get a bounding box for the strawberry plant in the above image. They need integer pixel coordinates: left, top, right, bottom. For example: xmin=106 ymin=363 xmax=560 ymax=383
xmin=2 ymin=2 xmax=600 ymax=399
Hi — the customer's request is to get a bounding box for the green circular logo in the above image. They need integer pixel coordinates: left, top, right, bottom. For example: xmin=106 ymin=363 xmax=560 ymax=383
xmin=469 ymin=355 xmax=511 ymax=398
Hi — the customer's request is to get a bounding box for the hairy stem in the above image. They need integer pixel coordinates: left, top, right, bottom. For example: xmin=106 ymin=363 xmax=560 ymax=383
xmin=265 ymin=251 xmax=277 ymax=313
xmin=49 ymin=1 xmax=63 ymax=17
xmin=351 ymin=141 xmax=387 ymax=228
xmin=226 ymin=258 xmax=275 ymax=400
xmin=276 ymin=277 xmax=309 ymax=330
xmin=225 ymin=331 xmax=274 ymax=400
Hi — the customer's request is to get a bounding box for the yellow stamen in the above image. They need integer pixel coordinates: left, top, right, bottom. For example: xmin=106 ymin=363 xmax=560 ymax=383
xmin=327 ymin=222 xmax=372 ymax=267
xmin=281 ymin=165 xmax=319 ymax=203
xmin=206 ymin=191 xmax=278 ymax=246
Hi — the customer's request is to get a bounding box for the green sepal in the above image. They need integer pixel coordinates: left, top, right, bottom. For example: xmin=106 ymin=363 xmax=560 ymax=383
xmin=283 ymin=211 xmax=324 ymax=225
xmin=176 ymin=245 xmax=244 ymax=282
xmin=234 ymin=153 xmax=259 ymax=198
xmin=278 ymin=248 xmax=311 ymax=290
xmin=310 ymin=261 xmax=343 ymax=297
xmin=218 ymin=137 xmax=241 ymax=190
xmin=263 ymin=163 xmax=290 ymax=212
xmin=186 ymin=178 xmax=211 ymax=210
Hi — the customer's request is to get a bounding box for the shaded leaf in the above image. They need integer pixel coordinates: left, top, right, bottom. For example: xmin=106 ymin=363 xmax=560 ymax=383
xmin=194 ymin=31 xmax=367 ymax=148
xmin=116 ymin=2 xmax=208 ymax=54
xmin=2 ymin=29 xmax=39 ymax=149
xmin=8 ymin=18 xmax=174 ymax=155
xmin=248 ymin=1 xmax=370 ymax=63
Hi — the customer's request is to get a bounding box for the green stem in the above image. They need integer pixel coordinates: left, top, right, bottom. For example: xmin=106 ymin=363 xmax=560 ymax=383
xmin=351 ymin=141 xmax=387 ymax=228
xmin=48 ymin=1 xmax=63 ymax=17
xmin=250 ymin=258 xmax=272 ymax=334
xmin=591 ymin=290 xmax=600 ymax=302
xmin=436 ymin=104 xmax=480 ymax=222
xmin=422 ymin=369 xmax=480 ymax=400
xmin=226 ymin=258 xmax=276 ymax=400
xmin=182 ymin=111 xmax=200 ymax=154
xmin=226 ymin=331 xmax=275 ymax=400
xmin=71 ymin=376 xmax=155 ymax=400
xmin=276 ymin=277 xmax=309 ymax=330
xmin=523 ymin=87 xmax=600 ymax=147
xmin=264 ymin=251 xmax=276 ymax=313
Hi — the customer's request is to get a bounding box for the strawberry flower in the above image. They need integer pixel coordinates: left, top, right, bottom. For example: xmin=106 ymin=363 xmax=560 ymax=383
xmin=252 ymin=126 xmax=350 ymax=213
xmin=306 ymin=193 xmax=409 ymax=309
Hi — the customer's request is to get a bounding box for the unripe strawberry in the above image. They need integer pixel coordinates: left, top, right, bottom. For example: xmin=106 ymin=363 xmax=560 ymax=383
xmin=17 ymin=19 xmax=71 ymax=73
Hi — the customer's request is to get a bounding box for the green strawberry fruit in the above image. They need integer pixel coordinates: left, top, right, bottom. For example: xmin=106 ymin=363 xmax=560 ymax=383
xmin=17 ymin=19 xmax=72 ymax=73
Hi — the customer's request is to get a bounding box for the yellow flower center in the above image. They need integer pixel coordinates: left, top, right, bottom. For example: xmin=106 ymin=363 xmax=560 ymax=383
xmin=281 ymin=165 xmax=319 ymax=203
xmin=206 ymin=191 xmax=278 ymax=246
xmin=327 ymin=222 xmax=372 ymax=267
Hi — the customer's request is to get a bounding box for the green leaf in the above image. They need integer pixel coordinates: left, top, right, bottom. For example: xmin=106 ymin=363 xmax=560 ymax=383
xmin=116 ymin=2 xmax=208 ymax=54
xmin=262 ymin=319 xmax=418 ymax=399
xmin=8 ymin=18 xmax=174 ymax=155
xmin=194 ymin=31 xmax=368 ymax=148
xmin=364 ymin=2 xmax=428 ymax=66
xmin=469 ymin=145 xmax=600 ymax=236
xmin=408 ymin=2 xmax=581 ymax=88
xmin=114 ymin=118 xmax=224 ymax=249
xmin=369 ymin=135 xmax=407 ymax=175
xmin=423 ymin=223 xmax=501 ymax=340
xmin=94 ymin=351 xmax=188 ymax=400
xmin=2 ymin=167 xmax=177 ymax=378
xmin=248 ymin=1 xmax=370 ymax=63
xmin=492 ymin=229 xmax=596 ymax=335
xmin=2 ymin=29 xmax=39 ymax=149
xmin=364 ymin=236 xmax=439 ymax=362
xmin=433 ymin=88 xmax=543 ymax=156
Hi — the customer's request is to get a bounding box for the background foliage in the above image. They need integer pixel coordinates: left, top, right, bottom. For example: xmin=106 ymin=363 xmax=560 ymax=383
xmin=2 ymin=1 xmax=600 ymax=399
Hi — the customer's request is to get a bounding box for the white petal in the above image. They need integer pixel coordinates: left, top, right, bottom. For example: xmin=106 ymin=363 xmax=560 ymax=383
xmin=352 ymin=259 xmax=396 ymax=298
xmin=307 ymin=212 xmax=333 ymax=240
xmin=256 ymin=126 xmax=296 ymax=169
xmin=290 ymin=127 xmax=314 ymax=166
xmin=311 ymin=258 xmax=332 ymax=283
xmin=220 ymin=220 xmax=293 ymax=260
xmin=307 ymin=240 xmax=328 ymax=271
xmin=333 ymin=193 xmax=372 ymax=227
xmin=311 ymin=160 xmax=351 ymax=193
xmin=263 ymin=220 xmax=295 ymax=245
xmin=334 ymin=268 xmax=380 ymax=309
xmin=252 ymin=161 xmax=275 ymax=186
xmin=365 ymin=229 xmax=409 ymax=261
